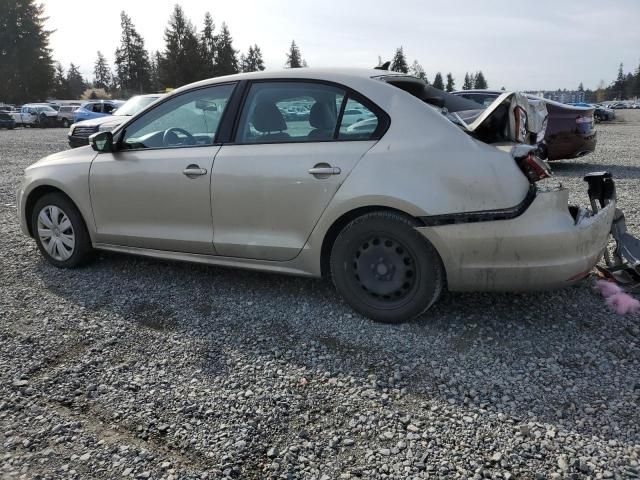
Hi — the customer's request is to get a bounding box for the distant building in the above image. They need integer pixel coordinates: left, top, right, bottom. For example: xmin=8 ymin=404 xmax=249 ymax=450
xmin=539 ymin=90 xmax=586 ymax=104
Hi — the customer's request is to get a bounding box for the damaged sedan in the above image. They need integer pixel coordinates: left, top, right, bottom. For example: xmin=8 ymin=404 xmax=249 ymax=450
xmin=17 ymin=69 xmax=640 ymax=323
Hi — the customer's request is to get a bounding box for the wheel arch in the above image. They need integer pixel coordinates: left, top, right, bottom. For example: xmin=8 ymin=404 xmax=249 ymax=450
xmin=25 ymin=185 xmax=83 ymax=237
xmin=320 ymin=205 xmax=426 ymax=278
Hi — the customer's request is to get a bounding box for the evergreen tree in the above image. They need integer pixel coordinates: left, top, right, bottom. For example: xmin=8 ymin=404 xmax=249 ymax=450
xmin=242 ymin=45 xmax=265 ymax=72
xmin=474 ymin=71 xmax=488 ymax=89
xmin=51 ymin=62 xmax=70 ymax=99
xmin=114 ymin=11 xmax=151 ymax=95
xmin=390 ymin=47 xmax=408 ymax=73
xmin=462 ymin=72 xmax=474 ymax=90
xmin=409 ymin=60 xmax=427 ymax=81
xmin=577 ymin=82 xmax=584 ymax=92
xmin=634 ymin=62 xmax=640 ymax=98
xmin=432 ymin=72 xmax=444 ymax=90
xmin=215 ymin=23 xmax=239 ymax=76
xmin=613 ymin=63 xmax=625 ymax=99
xmin=66 ymin=63 xmax=86 ymax=99
xmin=93 ymin=51 xmax=111 ymax=92
xmin=0 ymin=0 xmax=55 ymax=103
xmin=199 ymin=12 xmax=216 ymax=78
xmin=148 ymin=51 xmax=162 ymax=92
xmin=159 ymin=5 xmax=202 ymax=88
xmin=445 ymin=73 xmax=455 ymax=92
xmin=239 ymin=53 xmax=247 ymax=73
xmin=285 ymin=40 xmax=305 ymax=68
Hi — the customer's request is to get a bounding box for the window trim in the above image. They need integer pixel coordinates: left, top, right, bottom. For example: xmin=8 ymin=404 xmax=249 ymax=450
xmin=113 ymin=81 xmax=240 ymax=153
xmin=227 ymin=78 xmax=390 ymax=146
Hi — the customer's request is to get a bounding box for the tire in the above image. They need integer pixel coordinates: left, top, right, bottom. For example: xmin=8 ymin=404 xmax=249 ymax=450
xmin=61 ymin=118 xmax=69 ymax=128
xmin=31 ymin=193 xmax=94 ymax=268
xmin=330 ymin=211 xmax=444 ymax=323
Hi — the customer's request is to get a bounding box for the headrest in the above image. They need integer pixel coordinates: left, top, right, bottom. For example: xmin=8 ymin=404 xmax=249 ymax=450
xmin=251 ymin=102 xmax=287 ymax=133
xmin=309 ymin=102 xmax=335 ymax=130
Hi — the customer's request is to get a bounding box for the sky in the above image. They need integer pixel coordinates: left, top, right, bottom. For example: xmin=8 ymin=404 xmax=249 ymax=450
xmin=42 ymin=0 xmax=640 ymax=91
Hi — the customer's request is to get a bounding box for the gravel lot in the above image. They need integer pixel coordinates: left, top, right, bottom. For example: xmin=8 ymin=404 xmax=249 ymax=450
xmin=1 ymin=114 xmax=639 ymax=480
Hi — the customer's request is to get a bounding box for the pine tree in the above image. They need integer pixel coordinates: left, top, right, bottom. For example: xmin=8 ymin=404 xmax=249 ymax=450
xmin=410 ymin=60 xmax=426 ymax=81
xmin=51 ymin=62 xmax=70 ymax=99
xmin=445 ymin=73 xmax=455 ymax=92
xmin=285 ymin=40 xmax=305 ymax=68
xmin=215 ymin=23 xmax=239 ymax=76
xmin=199 ymin=12 xmax=216 ymax=78
xmin=0 ymin=0 xmax=55 ymax=103
xmin=462 ymin=73 xmax=474 ymax=90
xmin=114 ymin=11 xmax=151 ymax=95
xmin=148 ymin=51 xmax=162 ymax=92
xmin=93 ymin=51 xmax=111 ymax=92
xmin=577 ymin=82 xmax=584 ymax=92
xmin=66 ymin=63 xmax=86 ymax=99
xmin=390 ymin=47 xmax=408 ymax=73
xmin=239 ymin=53 xmax=248 ymax=73
xmin=634 ymin=62 xmax=640 ymax=98
xmin=474 ymin=71 xmax=488 ymax=89
xmin=159 ymin=5 xmax=202 ymax=88
xmin=432 ymin=72 xmax=444 ymax=90
xmin=242 ymin=45 xmax=265 ymax=72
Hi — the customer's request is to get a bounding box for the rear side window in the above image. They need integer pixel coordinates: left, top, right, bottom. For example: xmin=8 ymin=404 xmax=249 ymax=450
xmin=235 ymin=81 xmax=384 ymax=144
xmin=338 ymin=98 xmax=378 ymax=139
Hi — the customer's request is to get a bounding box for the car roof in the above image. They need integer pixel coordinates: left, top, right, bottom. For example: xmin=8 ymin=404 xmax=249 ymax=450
xmin=171 ymin=68 xmax=404 ymax=94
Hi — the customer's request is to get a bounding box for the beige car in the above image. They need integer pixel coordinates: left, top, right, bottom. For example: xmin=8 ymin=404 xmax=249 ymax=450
xmin=17 ymin=69 xmax=618 ymax=322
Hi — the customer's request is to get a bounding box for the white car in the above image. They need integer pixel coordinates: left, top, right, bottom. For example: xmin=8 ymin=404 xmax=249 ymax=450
xmin=16 ymin=104 xmax=59 ymax=127
xmin=68 ymin=94 xmax=163 ymax=148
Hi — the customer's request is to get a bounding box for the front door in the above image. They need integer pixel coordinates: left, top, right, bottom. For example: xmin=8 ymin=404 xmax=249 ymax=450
xmin=212 ymin=81 xmax=383 ymax=261
xmin=89 ymin=83 xmax=236 ymax=254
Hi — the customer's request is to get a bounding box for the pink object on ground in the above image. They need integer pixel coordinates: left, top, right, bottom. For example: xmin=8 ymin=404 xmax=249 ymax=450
xmin=605 ymin=293 xmax=640 ymax=315
xmin=594 ymin=280 xmax=623 ymax=298
xmin=594 ymin=280 xmax=639 ymax=315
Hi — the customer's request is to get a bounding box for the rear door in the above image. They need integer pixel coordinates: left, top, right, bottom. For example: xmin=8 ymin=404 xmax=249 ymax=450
xmin=211 ymin=81 xmax=387 ymax=261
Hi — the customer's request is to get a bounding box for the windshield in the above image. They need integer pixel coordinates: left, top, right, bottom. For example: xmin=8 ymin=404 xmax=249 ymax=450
xmin=114 ymin=96 xmax=160 ymax=116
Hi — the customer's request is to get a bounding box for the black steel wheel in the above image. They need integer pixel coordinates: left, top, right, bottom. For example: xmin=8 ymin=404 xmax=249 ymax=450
xmin=330 ymin=211 xmax=444 ymax=323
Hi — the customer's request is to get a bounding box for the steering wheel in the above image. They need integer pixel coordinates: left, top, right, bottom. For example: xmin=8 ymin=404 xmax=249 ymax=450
xmin=162 ymin=127 xmax=196 ymax=147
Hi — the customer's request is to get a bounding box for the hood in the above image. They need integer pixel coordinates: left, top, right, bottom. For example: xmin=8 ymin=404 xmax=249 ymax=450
xmin=27 ymin=144 xmax=97 ymax=170
xmin=73 ymin=115 xmax=129 ymax=129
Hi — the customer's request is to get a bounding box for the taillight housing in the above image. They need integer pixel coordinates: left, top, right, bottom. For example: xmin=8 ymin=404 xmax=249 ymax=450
xmin=517 ymin=152 xmax=552 ymax=183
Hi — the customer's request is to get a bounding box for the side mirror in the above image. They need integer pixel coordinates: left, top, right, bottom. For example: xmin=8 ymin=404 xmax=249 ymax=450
xmin=89 ymin=131 xmax=114 ymax=152
xmin=195 ymin=99 xmax=218 ymax=111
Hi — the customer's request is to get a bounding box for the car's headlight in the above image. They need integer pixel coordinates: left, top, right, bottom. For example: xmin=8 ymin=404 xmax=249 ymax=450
xmin=68 ymin=125 xmax=75 ymax=135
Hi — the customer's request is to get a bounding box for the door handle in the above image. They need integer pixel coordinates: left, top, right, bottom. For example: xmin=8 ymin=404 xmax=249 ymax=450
xmin=182 ymin=165 xmax=208 ymax=177
xmin=308 ymin=166 xmax=341 ymax=176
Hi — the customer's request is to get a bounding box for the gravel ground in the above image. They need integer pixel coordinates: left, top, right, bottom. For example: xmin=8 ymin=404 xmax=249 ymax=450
xmin=1 ymin=115 xmax=639 ymax=480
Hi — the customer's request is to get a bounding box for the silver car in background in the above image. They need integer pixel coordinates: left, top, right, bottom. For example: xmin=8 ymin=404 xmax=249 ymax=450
xmin=17 ymin=69 xmax=622 ymax=322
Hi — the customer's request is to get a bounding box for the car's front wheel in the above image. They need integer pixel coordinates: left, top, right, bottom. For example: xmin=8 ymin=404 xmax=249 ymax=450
xmin=330 ymin=211 xmax=444 ymax=323
xmin=31 ymin=193 xmax=93 ymax=268
xmin=61 ymin=118 xmax=69 ymax=128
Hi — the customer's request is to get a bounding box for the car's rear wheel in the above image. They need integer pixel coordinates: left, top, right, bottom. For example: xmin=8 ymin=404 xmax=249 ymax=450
xmin=61 ymin=118 xmax=69 ymax=128
xmin=330 ymin=211 xmax=444 ymax=323
xmin=31 ymin=193 xmax=93 ymax=268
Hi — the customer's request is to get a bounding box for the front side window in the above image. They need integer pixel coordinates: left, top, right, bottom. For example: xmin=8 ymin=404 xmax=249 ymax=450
xmin=121 ymin=83 xmax=235 ymax=150
xmin=236 ymin=82 xmax=346 ymax=143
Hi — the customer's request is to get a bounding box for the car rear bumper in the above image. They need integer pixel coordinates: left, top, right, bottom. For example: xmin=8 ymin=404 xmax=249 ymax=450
xmin=546 ymin=131 xmax=597 ymax=160
xmin=418 ymin=186 xmax=615 ymax=292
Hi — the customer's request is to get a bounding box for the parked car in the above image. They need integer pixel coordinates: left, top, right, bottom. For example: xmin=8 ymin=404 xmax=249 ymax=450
xmin=17 ymin=69 xmax=625 ymax=323
xmin=567 ymin=102 xmax=615 ymax=122
xmin=0 ymin=112 xmax=16 ymax=129
xmin=73 ymin=100 xmax=124 ymax=123
xmin=57 ymin=105 xmax=80 ymax=128
xmin=453 ymin=90 xmax=596 ymax=160
xmin=68 ymin=95 xmax=162 ymax=148
xmin=16 ymin=104 xmax=59 ymax=127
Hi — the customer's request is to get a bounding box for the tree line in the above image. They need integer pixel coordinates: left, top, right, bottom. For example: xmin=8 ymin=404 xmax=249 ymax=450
xmin=387 ymin=47 xmax=488 ymax=91
xmin=2 ymin=1 xmax=638 ymax=104
xmin=0 ymin=2 xmax=307 ymax=102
